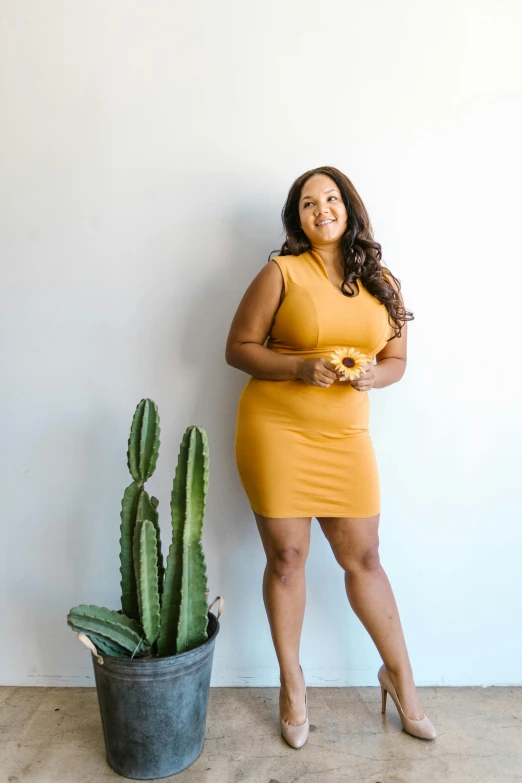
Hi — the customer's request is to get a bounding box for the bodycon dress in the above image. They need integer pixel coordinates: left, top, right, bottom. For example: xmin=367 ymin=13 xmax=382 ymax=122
xmin=234 ymin=249 xmax=395 ymax=519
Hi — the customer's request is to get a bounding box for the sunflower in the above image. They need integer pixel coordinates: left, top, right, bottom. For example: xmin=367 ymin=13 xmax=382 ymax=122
xmin=330 ymin=347 xmax=371 ymax=380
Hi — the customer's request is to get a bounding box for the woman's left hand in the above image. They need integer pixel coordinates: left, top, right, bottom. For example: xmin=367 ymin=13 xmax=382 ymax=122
xmin=339 ymin=361 xmax=376 ymax=392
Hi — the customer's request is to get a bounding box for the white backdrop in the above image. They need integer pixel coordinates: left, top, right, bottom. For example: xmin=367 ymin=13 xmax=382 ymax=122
xmin=1 ymin=0 xmax=521 ymax=686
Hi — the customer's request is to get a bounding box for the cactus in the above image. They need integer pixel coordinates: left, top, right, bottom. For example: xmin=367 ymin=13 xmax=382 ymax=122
xmin=137 ymin=491 xmax=164 ymax=598
xmin=68 ymin=605 xmax=150 ymax=656
xmin=119 ymin=481 xmax=141 ymax=620
xmin=127 ymin=399 xmax=161 ymax=485
xmin=119 ymin=401 xmax=163 ymax=621
xmin=69 ymin=627 xmax=129 ymax=658
xmin=133 ymin=519 xmax=161 ymax=645
xmin=157 ymin=427 xmax=209 ymax=656
xmin=68 ymin=399 xmax=212 ymax=660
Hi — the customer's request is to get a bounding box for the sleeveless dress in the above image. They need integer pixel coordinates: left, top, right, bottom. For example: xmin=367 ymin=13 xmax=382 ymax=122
xmin=234 ymin=249 xmax=395 ymax=519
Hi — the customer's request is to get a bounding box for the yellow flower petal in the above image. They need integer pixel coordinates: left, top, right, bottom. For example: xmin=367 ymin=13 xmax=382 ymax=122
xmin=328 ymin=346 xmax=370 ymax=378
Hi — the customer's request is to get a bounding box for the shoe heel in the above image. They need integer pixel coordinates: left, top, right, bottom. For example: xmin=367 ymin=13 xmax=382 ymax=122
xmin=377 ymin=663 xmax=437 ymax=740
xmin=381 ymin=685 xmax=387 ymax=714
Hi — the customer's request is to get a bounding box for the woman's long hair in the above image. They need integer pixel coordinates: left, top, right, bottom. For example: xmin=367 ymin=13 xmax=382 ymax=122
xmin=269 ymin=165 xmax=414 ymax=340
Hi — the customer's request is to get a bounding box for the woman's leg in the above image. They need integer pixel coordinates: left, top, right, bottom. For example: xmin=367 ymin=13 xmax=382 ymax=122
xmin=316 ymin=514 xmax=424 ymax=720
xmin=254 ymin=512 xmax=312 ymax=725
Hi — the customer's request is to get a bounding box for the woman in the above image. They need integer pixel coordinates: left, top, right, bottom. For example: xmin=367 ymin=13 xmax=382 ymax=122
xmin=225 ymin=166 xmax=437 ymax=748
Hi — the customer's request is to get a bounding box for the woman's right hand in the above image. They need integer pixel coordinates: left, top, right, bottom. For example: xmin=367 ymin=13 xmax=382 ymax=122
xmin=296 ymin=357 xmax=339 ymax=387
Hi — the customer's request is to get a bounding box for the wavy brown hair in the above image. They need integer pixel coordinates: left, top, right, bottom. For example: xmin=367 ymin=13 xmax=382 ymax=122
xmin=269 ymin=165 xmax=414 ymax=340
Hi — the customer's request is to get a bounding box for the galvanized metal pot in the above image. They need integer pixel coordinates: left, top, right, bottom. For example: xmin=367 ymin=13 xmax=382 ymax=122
xmin=90 ymin=605 xmax=222 ymax=780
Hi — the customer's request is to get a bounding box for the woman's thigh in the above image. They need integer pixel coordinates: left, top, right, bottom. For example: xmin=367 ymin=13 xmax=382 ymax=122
xmin=316 ymin=514 xmax=381 ymax=570
xmin=254 ymin=512 xmax=312 ymax=564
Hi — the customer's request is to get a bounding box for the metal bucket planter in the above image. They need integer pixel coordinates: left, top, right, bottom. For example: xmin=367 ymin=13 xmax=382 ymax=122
xmin=86 ymin=600 xmax=223 ymax=780
xmin=69 ymin=410 xmax=221 ymax=779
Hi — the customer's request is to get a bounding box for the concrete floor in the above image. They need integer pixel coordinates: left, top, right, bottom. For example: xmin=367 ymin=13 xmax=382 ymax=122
xmin=1 ymin=685 xmax=521 ymax=783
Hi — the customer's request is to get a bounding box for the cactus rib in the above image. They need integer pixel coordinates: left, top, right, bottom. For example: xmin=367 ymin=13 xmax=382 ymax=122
xmin=133 ymin=519 xmax=161 ymax=645
xmin=68 ymin=624 xmax=129 ymax=658
xmin=137 ymin=491 xmax=164 ymax=597
xmin=119 ymin=481 xmax=141 ymax=620
xmin=127 ymin=399 xmax=160 ymax=485
xmin=67 ymin=605 xmax=149 ymax=655
xmin=157 ymin=426 xmax=209 ymax=656
xmin=177 ymin=427 xmax=209 ymax=653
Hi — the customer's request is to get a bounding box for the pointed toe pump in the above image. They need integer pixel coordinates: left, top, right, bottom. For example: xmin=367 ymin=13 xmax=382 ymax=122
xmin=378 ymin=664 xmax=437 ymax=740
xmin=280 ymin=664 xmax=310 ymax=749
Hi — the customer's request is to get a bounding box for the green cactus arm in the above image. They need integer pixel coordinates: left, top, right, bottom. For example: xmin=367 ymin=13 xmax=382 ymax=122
xmin=81 ymin=631 xmax=129 ymax=658
xmin=67 ymin=605 xmax=149 ymax=655
xmin=119 ymin=481 xmax=141 ymax=620
xmin=68 ymin=624 xmax=129 ymax=658
xmin=140 ymin=400 xmax=160 ymax=482
xmin=157 ymin=428 xmax=191 ymax=656
xmin=176 ymin=427 xmax=210 ymax=653
xmin=137 ymin=492 xmax=164 ymax=598
xmin=127 ymin=399 xmax=160 ymax=484
xmin=133 ymin=520 xmax=161 ymax=645
xmin=127 ymin=400 xmax=145 ymax=482
xmin=177 ymin=538 xmax=209 ymax=653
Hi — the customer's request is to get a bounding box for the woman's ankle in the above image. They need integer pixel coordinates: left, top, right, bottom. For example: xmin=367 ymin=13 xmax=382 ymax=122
xmin=280 ymin=664 xmax=304 ymax=687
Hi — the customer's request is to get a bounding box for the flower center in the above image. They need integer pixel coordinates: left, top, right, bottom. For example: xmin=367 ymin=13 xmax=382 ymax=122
xmin=342 ymin=357 xmax=355 ymax=368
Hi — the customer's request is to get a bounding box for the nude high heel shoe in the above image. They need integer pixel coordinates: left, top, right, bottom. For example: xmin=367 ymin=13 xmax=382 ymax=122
xmin=378 ymin=664 xmax=437 ymax=740
xmin=280 ymin=664 xmax=309 ymax=748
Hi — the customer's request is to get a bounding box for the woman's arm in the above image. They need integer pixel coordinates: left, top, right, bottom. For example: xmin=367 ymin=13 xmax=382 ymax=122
xmin=225 ymin=261 xmax=303 ymax=381
xmin=373 ymin=357 xmax=406 ymax=389
xmin=373 ymin=276 xmax=407 ymax=389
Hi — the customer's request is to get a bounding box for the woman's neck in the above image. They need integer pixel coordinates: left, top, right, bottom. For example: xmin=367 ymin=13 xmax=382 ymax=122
xmin=311 ymin=244 xmax=343 ymax=273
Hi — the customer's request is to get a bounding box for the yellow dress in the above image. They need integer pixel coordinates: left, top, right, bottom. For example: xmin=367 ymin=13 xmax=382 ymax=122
xmin=234 ymin=249 xmax=395 ymax=518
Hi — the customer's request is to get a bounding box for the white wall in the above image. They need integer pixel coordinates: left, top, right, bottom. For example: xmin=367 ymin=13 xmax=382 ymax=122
xmin=1 ymin=0 xmax=521 ymax=687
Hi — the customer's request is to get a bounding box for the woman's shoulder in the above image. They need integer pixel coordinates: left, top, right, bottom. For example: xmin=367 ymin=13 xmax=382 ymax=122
xmin=268 ymin=252 xmax=306 ymax=279
xmin=268 ymin=251 xmax=307 ymax=268
xmin=268 ymin=252 xmax=315 ymax=289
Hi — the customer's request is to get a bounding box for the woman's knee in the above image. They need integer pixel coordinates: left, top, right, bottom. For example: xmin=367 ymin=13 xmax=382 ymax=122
xmin=255 ymin=513 xmax=311 ymax=580
xmin=341 ymin=545 xmax=381 ymax=574
xmin=317 ymin=516 xmax=381 ymax=574
xmin=266 ymin=545 xmax=307 ymax=580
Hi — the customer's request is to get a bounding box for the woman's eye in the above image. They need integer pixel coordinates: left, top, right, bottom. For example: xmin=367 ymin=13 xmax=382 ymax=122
xmin=304 ymin=196 xmax=337 ymax=207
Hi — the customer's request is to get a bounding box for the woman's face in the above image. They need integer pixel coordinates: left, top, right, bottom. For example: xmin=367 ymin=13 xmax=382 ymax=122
xmin=297 ymin=173 xmax=348 ymax=248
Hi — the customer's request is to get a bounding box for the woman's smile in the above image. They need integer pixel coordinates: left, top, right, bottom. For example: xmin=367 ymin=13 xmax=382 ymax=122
xmin=298 ymin=173 xmax=348 ymax=243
